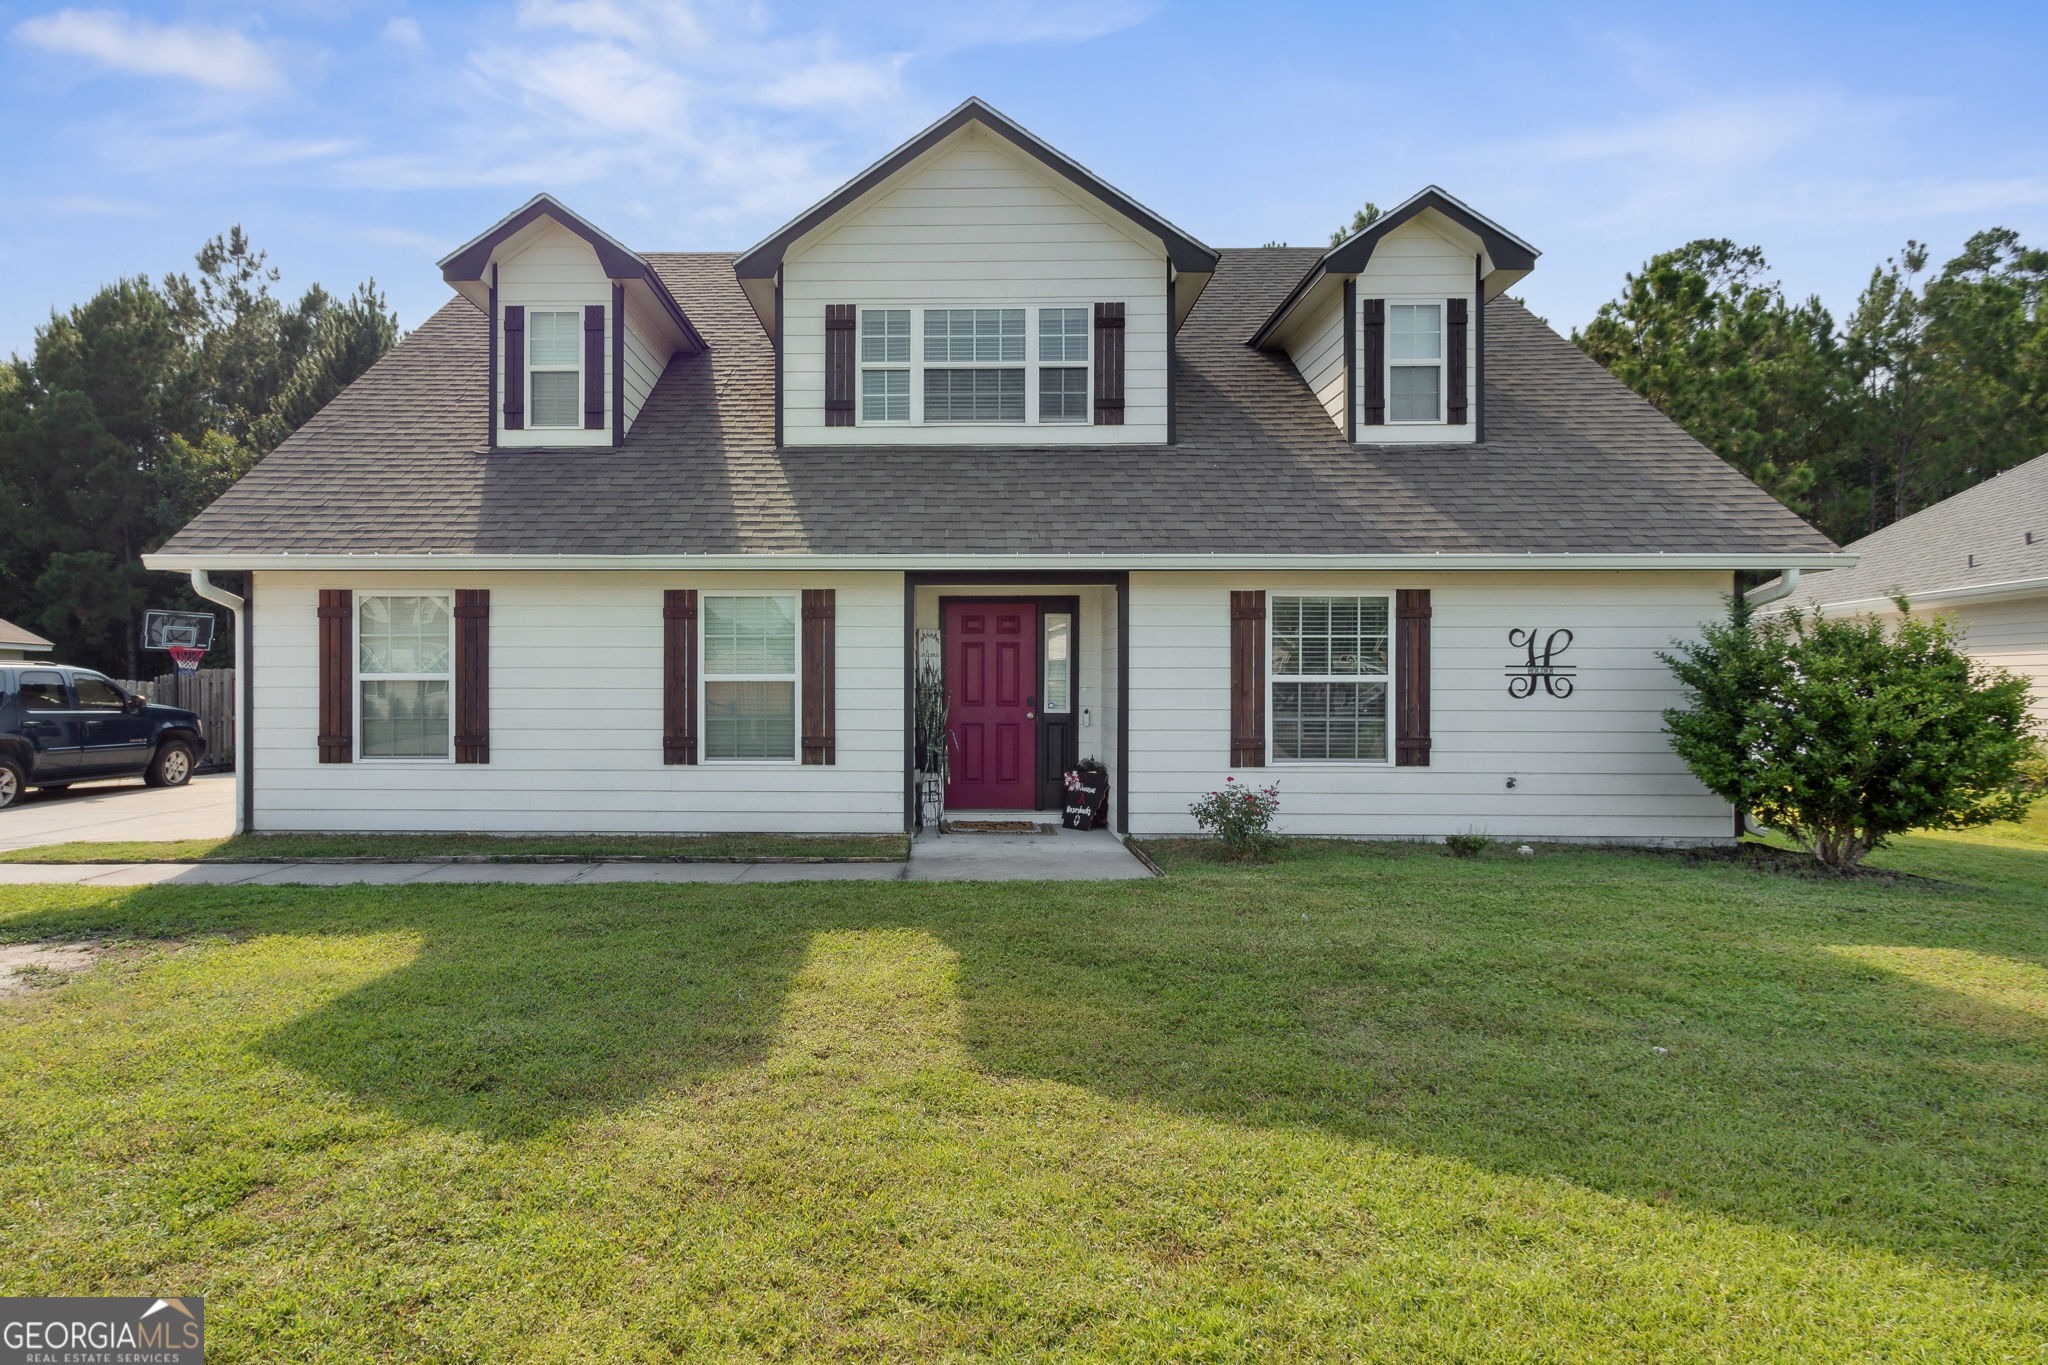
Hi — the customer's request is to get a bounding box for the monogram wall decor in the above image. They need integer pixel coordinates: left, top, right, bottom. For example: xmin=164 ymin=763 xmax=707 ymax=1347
xmin=1506 ymin=628 xmax=1575 ymax=698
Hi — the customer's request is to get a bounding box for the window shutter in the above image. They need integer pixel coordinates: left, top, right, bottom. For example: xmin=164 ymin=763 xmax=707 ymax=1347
xmin=1446 ymin=298 xmax=1469 ymax=425
xmin=1395 ymin=589 xmax=1432 ymax=766
xmin=802 ymin=588 xmax=836 ymax=765
xmin=583 ymin=304 xmax=606 ymax=429
xmin=1230 ymin=590 xmax=1266 ymax=767
xmin=663 ymin=589 xmax=698 ymax=765
xmin=1093 ymin=302 xmax=1125 ymax=425
xmin=502 ymin=305 xmax=525 ymax=431
xmin=1360 ymin=297 xmax=1385 ymax=426
xmin=317 ymin=589 xmax=353 ymax=763
xmin=825 ymin=305 xmax=856 ymax=427
xmin=454 ymin=589 xmax=490 ymax=764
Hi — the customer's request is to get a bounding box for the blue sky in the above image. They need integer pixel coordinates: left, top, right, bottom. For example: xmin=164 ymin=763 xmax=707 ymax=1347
xmin=4 ymin=0 xmax=2045 ymax=357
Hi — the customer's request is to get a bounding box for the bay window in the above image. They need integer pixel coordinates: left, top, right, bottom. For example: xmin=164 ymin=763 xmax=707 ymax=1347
xmin=857 ymin=305 xmax=1094 ymax=426
xmin=1269 ymin=595 xmax=1391 ymax=762
xmin=702 ymin=594 xmax=798 ymax=762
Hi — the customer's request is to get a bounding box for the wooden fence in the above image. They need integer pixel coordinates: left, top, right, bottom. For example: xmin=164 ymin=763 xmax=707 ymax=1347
xmin=113 ymin=668 xmax=235 ymax=766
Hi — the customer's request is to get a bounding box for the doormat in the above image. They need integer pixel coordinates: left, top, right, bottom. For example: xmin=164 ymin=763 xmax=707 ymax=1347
xmin=943 ymin=820 xmax=1057 ymax=835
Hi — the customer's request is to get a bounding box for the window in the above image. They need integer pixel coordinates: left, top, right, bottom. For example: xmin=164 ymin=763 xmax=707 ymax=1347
xmin=17 ymin=671 xmax=66 ymax=711
xmin=1043 ymin=613 xmax=1072 ymax=712
xmin=702 ymin=595 xmax=798 ymax=762
xmin=1269 ymin=596 xmax=1390 ymax=761
xmin=72 ymin=675 xmax=126 ymax=711
xmin=854 ymin=305 xmax=1096 ymax=426
xmin=358 ymin=595 xmax=452 ymax=759
xmin=1386 ymin=303 xmax=1443 ymax=423
xmin=528 ymin=310 xmax=583 ymax=428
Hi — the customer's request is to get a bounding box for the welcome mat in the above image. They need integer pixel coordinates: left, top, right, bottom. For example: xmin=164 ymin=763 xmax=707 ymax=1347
xmin=942 ymin=820 xmax=1058 ymax=835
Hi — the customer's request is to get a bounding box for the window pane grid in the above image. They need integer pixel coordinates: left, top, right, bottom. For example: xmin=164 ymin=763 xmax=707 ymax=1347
xmin=1039 ymin=307 xmax=1088 ymax=361
xmin=702 ymin=595 xmax=798 ymax=762
xmin=1270 ymin=596 xmax=1391 ymax=762
xmin=925 ymin=308 xmax=1025 ymax=363
xmin=1039 ymin=367 xmax=1088 ymax=422
xmin=705 ymin=681 xmax=796 ymax=762
xmin=854 ymin=305 xmax=1099 ymax=426
xmin=1387 ymin=304 xmax=1442 ymax=360
xmin=528 ymin=309 xmax=582 ymax=428
xmin=358 ymin=595 xmax=453 ymax=760
xmin=861 ymin=309 xmax=909 ymax=363
xmin=862 ymin=368 xmax=909 ymax=422
xmin=1389 ymin=365 xmax=1441 ymax=423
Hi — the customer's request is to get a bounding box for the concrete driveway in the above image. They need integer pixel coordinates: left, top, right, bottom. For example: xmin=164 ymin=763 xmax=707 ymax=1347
xmin=0 ymin=772 xmax=234 ymax=851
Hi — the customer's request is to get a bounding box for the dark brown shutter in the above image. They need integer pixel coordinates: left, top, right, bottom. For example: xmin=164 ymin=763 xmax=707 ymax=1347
xmin=825 ymin=305 xmax=856 ymax=427
xmin=454 ymin=590 xmax=490 ymax=764
xmin=502 ymin=305 xmax=525 ymax=431
xmin=1395 ymin=589 xmax=1432 ymax=766
xmin=317 ymin=589 xmax=353 ymax=763
xmin=1446 ymin=298 xmax=1469 ymax=425
xmin=583 ymin=304 xmax=605 ymax=429
xmin=1360 ymin=297 xmax=1386 ymax=426
xmin=1093 ymin=302 xmax=1125 ymax=425
xmin=663 ymin=590 xmax=698 ymax=765
xmin=1229 ymin=590 xmax=1266 ymax=767
xmin=802 ymin=589 xmax=836 ymax=765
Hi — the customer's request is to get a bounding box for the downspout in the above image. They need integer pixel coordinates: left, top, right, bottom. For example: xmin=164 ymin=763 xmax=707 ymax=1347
xmin=1745 ymin=568 xmax=1802 ymax=609
xmin=187 ymin=569 xmax=248 ymax=835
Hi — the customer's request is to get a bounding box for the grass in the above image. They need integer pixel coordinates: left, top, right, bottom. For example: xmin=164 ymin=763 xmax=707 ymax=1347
xmin=0 ymin=832 xmax=909 ymax=863
xmin=0 ymin=810 xmax=2044 ymax=1360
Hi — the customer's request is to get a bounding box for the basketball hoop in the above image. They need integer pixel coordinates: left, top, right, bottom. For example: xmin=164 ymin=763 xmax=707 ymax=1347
xmin=167 ymin=645 xmax=206 ymax=677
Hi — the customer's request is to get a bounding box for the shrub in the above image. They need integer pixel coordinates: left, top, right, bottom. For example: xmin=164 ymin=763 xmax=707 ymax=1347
xmin=1443 ymin=830 xmax=1491 ymax=858
xmin=1189 ymin=778 xmax=1282 ymax=861
xmin=1661 ymin=597 xmax=2042 ymax=871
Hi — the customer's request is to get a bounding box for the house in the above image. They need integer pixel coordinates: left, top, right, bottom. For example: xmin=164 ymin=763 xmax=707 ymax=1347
xmin=0 ymin=617 xmax=53 ymax=661
xmin=1764 ymin=452 xmax=2048 ymax=722
xmin=143 ymin=98 xmax=1847 ymax=844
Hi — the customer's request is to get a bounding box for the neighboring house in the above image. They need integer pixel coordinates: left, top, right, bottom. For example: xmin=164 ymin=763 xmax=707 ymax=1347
xmin=0 ymin=617 xmax=53 ymax=661
xmin=144 ymin=98 xmax=1847 ymax=843
xmin=1765 ymin=452 xmax=2048 ymax=723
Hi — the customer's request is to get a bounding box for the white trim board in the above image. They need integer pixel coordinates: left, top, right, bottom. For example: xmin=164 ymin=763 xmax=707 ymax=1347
xmin=147 ymin=552 xmax=1858 ymax=573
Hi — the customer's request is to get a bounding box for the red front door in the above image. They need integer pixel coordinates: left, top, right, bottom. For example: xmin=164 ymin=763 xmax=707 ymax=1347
xmin=945 ymin=601 xmax=1039 ymax=810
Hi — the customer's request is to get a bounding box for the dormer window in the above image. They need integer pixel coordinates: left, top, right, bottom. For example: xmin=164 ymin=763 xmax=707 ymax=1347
xmin=855 ymin=305 xmax=1097 ymax=426
xmin=1387 ymin=303 xmax=1443 ymax=423
xmin=527 ymin=310 xmax=585 ymax=428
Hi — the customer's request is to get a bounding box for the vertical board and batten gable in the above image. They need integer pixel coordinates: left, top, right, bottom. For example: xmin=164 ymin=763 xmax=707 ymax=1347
xmin=1124 ymin=570 xmax=1734 ymax=842
xmin=246 ymin=571 xmax=905 ymax=834
xmin=780 ymin=126 xmax=1171 ymax=445
xmin=495 ymin=223 xmax=615 ymax=448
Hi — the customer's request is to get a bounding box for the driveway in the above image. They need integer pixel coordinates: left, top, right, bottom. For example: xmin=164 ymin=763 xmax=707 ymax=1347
xmin=0 ymin=772 xmax=234 ymax=851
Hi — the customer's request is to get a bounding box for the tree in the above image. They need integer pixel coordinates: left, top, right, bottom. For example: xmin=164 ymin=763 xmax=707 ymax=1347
xmin=1660 ymin=599 xmax=2041 ymax=871
xmin=1574 ymin=240 xmax=1845 ymax=521
xmin=0 ymin=229 xmax=397 ymax=674
xmin=1331 ymin=202 xmax=1382 ymax=246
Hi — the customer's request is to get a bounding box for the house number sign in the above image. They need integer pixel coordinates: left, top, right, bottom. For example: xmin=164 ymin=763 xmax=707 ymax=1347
xmin=1506 ymin=628 xmax=1576 ymax=698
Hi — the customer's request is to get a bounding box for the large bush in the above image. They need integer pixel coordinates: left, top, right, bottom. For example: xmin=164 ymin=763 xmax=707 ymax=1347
xmin=1661 ymin=599 xmax=2041 ymax=870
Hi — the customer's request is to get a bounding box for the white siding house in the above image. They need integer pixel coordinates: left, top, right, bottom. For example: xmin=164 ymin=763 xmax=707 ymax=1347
xmin=146 ymin=99 xmax=1848 ymax=846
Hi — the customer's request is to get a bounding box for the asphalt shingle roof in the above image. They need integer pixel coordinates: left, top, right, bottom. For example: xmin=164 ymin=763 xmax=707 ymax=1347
xmin=1776 ymin=452 xmax=2048 ymax=609
xmin=0 ymin=617 xmax=53 ymax=649
xmin=157 ymin=247 xmax=1836 ymax=559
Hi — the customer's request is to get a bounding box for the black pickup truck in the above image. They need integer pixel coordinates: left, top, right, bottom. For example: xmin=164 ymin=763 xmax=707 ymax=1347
xmin=0 ymin=664 xmax=206 ymax=809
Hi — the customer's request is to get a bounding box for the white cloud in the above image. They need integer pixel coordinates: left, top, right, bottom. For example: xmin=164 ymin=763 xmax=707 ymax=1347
xmin=12 ymin=8 xmax=288 ymax=94
xmin=382 ymin=17 xmax=426 ymax=52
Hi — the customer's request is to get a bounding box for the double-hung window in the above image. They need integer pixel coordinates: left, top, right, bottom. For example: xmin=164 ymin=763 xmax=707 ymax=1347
xmin=1386 ymin=303 xmax=1443 ymax=423
xmin=528 ymin=309 xmax=584 ymax=428
xmin=358 ymin=595 xmax=453 ymax=759
xmin=1269 ymin=595 xmax=1391 ymax=762
xmin=857 ymin=306 xmax=1093 ymax=425
xmin=702 ymin=595 xmax=799 ymax=762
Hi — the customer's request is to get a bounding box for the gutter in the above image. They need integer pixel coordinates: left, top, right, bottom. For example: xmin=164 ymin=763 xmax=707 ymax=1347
xmin=186 ymin=569 xmax=249 ymax=836
xmin=1744 ymin=568 xmax=1802 ymax=609
xmin=145 ymin=551 xmax=1859 ymax=574
xmin=1766 ymin=572 xmax=2048 ymax=616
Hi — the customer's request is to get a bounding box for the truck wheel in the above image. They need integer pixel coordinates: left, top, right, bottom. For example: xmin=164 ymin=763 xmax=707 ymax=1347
xmin=145 ymin=741 xmax=195 ymax=788
xmin=0 ymin=758 xmax=24 ymax=810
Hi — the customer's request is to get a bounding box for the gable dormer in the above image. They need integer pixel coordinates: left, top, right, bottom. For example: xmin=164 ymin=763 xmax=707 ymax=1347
xmin=1253 ymin=187 xmax=1538 ymax=445
xmin=441 ymin=194 xmax=705 ymax=449
xmin=735 ymin=98 xmax=1217 ymax=446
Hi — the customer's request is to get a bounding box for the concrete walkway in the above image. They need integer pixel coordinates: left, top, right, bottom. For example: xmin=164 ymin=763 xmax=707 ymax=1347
xmin=0 ymin=829 xmax=1156 ymax=886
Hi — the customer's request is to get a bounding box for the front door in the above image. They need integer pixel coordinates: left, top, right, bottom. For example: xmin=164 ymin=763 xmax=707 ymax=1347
xmin=944 ymin=600 xmax=1038 ymax=810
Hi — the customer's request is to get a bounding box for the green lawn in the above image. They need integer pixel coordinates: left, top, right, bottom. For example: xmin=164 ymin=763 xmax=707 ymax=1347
xmin=2 ymin=813 xmax=2044 ymax=1360
xmin=0 ymin=832 xmax=909 ymax=863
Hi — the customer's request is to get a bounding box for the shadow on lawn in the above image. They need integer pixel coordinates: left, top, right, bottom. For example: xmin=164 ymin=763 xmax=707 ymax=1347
xmin=5 ymin=840 xmax=2044 ymax=1277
